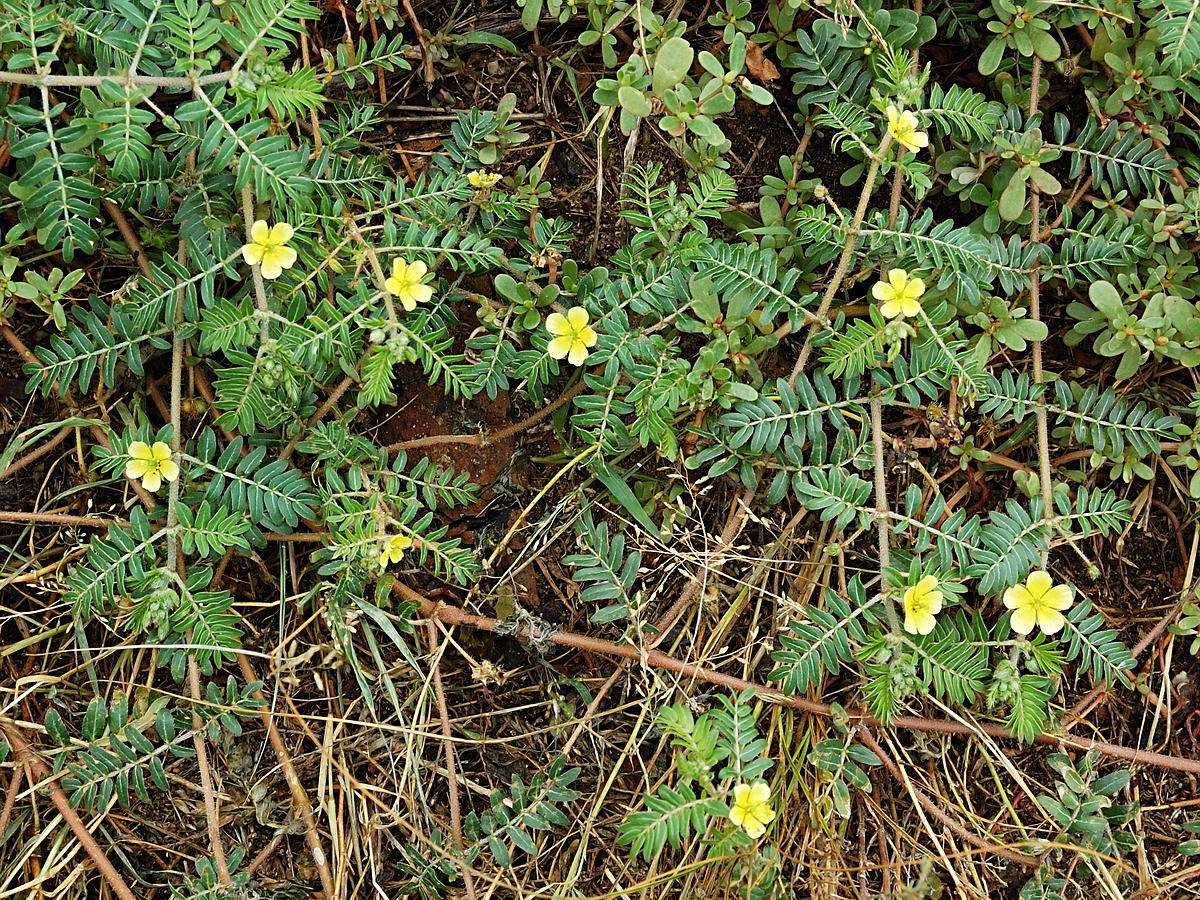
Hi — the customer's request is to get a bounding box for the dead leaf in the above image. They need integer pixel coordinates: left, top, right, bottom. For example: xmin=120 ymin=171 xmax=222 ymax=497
xmin=745 ymin=40 xmax=780 ymax=82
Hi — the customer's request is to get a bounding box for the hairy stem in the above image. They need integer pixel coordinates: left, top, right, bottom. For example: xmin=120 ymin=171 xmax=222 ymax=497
xmin=790 ymin=131 xmax=894 ymax=382
xmin=1027 ymin=58 xmax=1054 ymax=565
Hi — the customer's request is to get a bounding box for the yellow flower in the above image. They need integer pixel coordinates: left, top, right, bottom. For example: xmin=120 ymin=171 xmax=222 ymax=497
xmin=1003 ymin=571 xmax=1073 ymax=636
xmin=729 ymin=781 xmax=775 ymax=839
xmin=468 ymin=170 xmax=501 ymax=189
xmin=546 ymin=306 xmax=598 ymax=366
xmin=886 ymin=105 xmax=929 ymax=154
xmin=124 ymin=440 xmax=179 ymax=493
xmin=902 ymin=575 xmax=943 ymax=635
xmin=378 ymin=534 xmax=413 ymax=567
xmin=872 ymin=268 xmax=926 ymax=319
xmin=384 ymin=258 xmax=434 ymax=312
xmin=241 ymin=221 xmax=297 ymax=280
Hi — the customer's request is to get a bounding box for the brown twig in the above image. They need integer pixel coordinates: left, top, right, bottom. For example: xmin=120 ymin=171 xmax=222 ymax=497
xmin=0 ymin=721 xmax=137 ymax=900
xmin=400 ymin=0 xmax=434 ymax=85
xmin=424 ymin=620 xmax=477 ymax=899
xmin=187 ymin=655 xmax=232 ymax=885
xmin=103 ymin=199 xmax=153 ymax=279
xmin=394 ymin=582 xmax=1200 ymax=776
xmin=0 ymin=425 xmax=71 ymax=481
xmin=385 ymin=380 xmax=585 ymax=453
xmin=856 ymin=727 xmax=1040 ymax=868
xmin=0 ymin=765 xmax=22 ymax=839
xmin=236 ymin=653 xmax=336 ymax=897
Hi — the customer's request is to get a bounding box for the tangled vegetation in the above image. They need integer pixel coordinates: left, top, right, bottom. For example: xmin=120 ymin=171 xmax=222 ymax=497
xmin=2 ymin=0 xmax=1200 ymax=896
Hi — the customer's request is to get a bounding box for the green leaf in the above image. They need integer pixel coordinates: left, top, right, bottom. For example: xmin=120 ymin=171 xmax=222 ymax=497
xmin=653 ymin=37 xmax=694 ymax=93
xmin=1088 ymin=281 xmax=1126 ymax=320
xmin=998 ymin=174 xmax=1026 ymax=221
xmin=593 ymin=462 xmax=659 ymax=536
xmin=979 ymin=38 xmax=1005 ymax=75
xmin=618 ymin=85 xmax=652 ymax=118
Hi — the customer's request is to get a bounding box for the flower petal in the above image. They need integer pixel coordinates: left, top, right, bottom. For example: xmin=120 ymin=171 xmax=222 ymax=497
xmin=126 ymin=458 xmax=150 ymax=479
xmin=577 ymin=325 xmax=598 ymax=348
xmin=268 ymin=222 xmax=294 ymax=245
xmin=925 ymin=590 xmax=943 ymax=615
xmin=545 ymin=312 xmax=569 ymax=336
xmin=262 ymin=246 xmax=295 ymax=277
xmin=242 ymin=243 xmax=265 ymax=265
xmin=749 ymin=782 xmax=771 ymax=805
xmin=127 ymin=440 xmax=151 ymax=461
xmin=1044 ymin=584 xmax=1073 ymax=610
xmin=1009 ymin=604 xmax=1037 ymax=635
xmin=752 ymin=804 xmax=776 ymax=826
xmin=567 ymin=340 xmax=590 ymax=366
xmin=906 ymin=611 xmax=936 ymax=635
xmin=905 ymin=278 xmax=926 ymax=299
xmin=384 ymin=276 xmax=402 ymax=295
xmin=1003 ymin=585 xmax=1028 ymax=610
xmin=547 ymin=335 xmax=573 ymax=359
xmin=901 ymin=297 xmax=922 ymax=317
xmin=1026 ymin=570 xmax=1053 ymax=598
xmin=409 ymin=283 xmax=433 ymax=306
xmin=407 ymin=260 xmax=428 ymax=281
xmin=1037 ymin=608 xmax=1066 ymax=635
xmin=250 ymin=220 xmax=271 ymax=244
xmin=274 ymin=245 xmax=298 ymax=270
xmin=399 ymin=294 xmax=417 ymax=312
xmin=141 ymin=470 xmax=162 ymax=493
xmin=879 ymin=299 xmax=901 ymax=319
xmin=151 ymin=441 xmax=172 ymax=461
xmin=872 ymin=281 xmax=894 ymax=302
xmin=889 ymin=269 xmax=908 ymax=290
xmin=158 ymin=458 xmax=180 ymax=482
xmin=566 ymin=306 xmax=590 ymax=328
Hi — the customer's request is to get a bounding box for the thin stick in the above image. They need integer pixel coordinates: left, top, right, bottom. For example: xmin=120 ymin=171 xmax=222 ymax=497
xmin=236 ymin=653 xmax=336 ymax=896
xmin=240 ymin=183 xmax=273 ymax=344
xmin=346 ymin=216 xmax=399 ymax=324
xmin=871 ymin=398 xmax=901 ymax=632
xmin=424 ymin=621 xmax=477 ymax=899
xmin=1027 ymin=57 xmax=1054 ymax=565
xmin=789 ymin=131 xmax=894 ymax=380
xmin=188 ymin=655 xmax=232 ymax=885
xmin=385 ymin=380 xmax=585 ymax=452
xmin=0 ymin=425 xmax=71 ymax=480
xmin=0 ymin=722 xmax=137 ymax=900
xmin=0 ymin=765 xmax=22 ymax=839
xmin=857 ymin=727 xmax=1039 ymax=868
xmin=392 ymin=583 xmax=1200 ymax=776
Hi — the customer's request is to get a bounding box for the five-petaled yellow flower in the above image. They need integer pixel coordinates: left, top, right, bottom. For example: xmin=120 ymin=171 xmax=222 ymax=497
xmin=468 ymin=170 xmax=501 ymax=189
xmin=1004 ymin=570 xmax=1073 ymax=636
xmin=886 ymin=105 xmax=929 ymax=154
xmin=903 ymin=575 xmax=943 ymax=635
xmin=125 ymin=440 xmax=179 ymax=493
xmin=378 ymin=534 xmax=413 ymax=567
xmin=384 ymin=258 xmax=434 ymax=312
xmin=241 ymin=221 xmax=297 ymax=280
xmin=729 ymin=781 xmax=775 ymax=839
xmin=546 ymin=306 xmax=598 ymax=366
xmin=873 ymin=268 xmax=926 ymax=319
